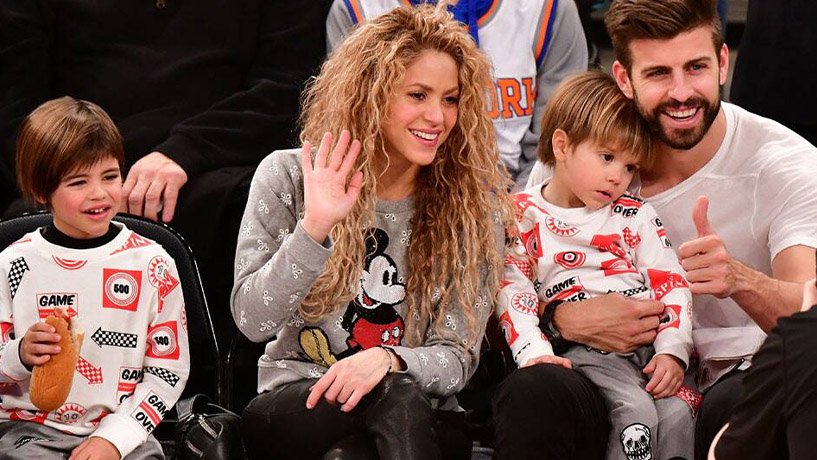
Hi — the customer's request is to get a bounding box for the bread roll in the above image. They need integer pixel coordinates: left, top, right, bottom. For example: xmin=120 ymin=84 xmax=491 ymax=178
xmin=29 ymin=309 xmax=84 ymax=412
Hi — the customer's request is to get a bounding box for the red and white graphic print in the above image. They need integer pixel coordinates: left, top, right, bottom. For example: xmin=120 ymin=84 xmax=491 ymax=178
xmin=554 ymin=251 xmax=586 ymax=270
xmin=52 ymin=256 xmax=87 ymax=270
xmin=590 ymin=234 xmax=626 ymax=258
xmin=180 ymin=307 xmax=188 ymax=332
xmin=544 ymin=276 xmax=586 ymax=302
xmin=657 ymin=304 xmax=682 ymax=332
xmin=148 ymin=256 xmax=180 ymax=313
xmin=651 ymin=217 xmax=672 ymax=248
xmin=88 ymin=410 xmax=110 ymax=427
xmin=10 ymin=236 xmax=31 ymax=246
xmin=601 ymin=257 xmax=638 ymax=276
xmin=513 ymin=193 xmax=549 ymax=219
xmin=511 ymin=292 xmax=539 ymax=316
xmin=675 ymin=385 xmax=703 ymax=418
xmin=146 ymin=321 xmax=180 ymax=360
xmin=56 ymin=403 xmax=86 ymax=425
xmin=647 ymin=269 xmax=688 ymax=301
xmin=9 ymin=409 xmax=47 ymax=424
xmin=498 ymin=311 xmax=519 ymax=346
xmin=520 ymin=223 xmax=543 ymax=258
xmin=110 ymin=232 xmax=153 ymax=255
xmin=545 ymin=216 xmax=579 ymax=237
xmin=622 ymin=227 xmax=641 ymax=248
xmin=131 ymin=392 xmax=170 ymax=433
xmin=76 ymin=356 xmax=103 ymax=384
xmin=117 ymin=367 xmax=143 ymax=403
xmin=1 ymin=322 xmax=12 ymax=342
xmin=505 ymin=253 xmax=533 ymax=280
xmin=36 ymin=292 xmax=79 ymax=318
xmin=611 ymin=196 xmax=643 ymax=218
xmin=102 ymin=269 xmax=142 ymax=311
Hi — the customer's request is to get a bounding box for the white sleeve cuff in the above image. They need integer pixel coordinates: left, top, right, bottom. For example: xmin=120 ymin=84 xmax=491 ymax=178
xmin=515 ymin=339 xmax=555 ymax=367
xmin=92 ymin=414 xmax=149 ymax=458
xmin=0 ymin=339 xmax=32 ymax=382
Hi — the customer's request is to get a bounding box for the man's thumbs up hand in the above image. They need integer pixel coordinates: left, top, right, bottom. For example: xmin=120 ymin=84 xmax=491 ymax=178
xmin=678 ymin=196 xmax=736 ymax=298
xmin=692 ymin=196 xmax=714 ymax=238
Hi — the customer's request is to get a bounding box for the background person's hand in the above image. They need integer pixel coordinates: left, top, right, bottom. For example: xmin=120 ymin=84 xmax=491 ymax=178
xmin=122 ymin=151 xmax=188 ymax=223
xmin=306 ymin=347 xmax=391 ymax=413
xmin=553 ymin=293 xmax=663 ymax=353
xmin=301 ymin=130 xmax=363 ymax=242
xmin=19 ymin=321 xmax=62 ymax=368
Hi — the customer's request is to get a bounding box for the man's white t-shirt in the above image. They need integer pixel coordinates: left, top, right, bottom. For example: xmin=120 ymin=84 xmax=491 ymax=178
xmin=527 ymin=102 xmax=817 ymax=388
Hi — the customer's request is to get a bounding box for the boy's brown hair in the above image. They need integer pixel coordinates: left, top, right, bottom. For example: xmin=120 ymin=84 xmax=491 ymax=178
xmin=16 ymin=96 xmax=125 ymax=205
xmin=537 ymin=70 xmax=653 ymax=169
xmin=605 ymin=0 xmax=723 ymax=72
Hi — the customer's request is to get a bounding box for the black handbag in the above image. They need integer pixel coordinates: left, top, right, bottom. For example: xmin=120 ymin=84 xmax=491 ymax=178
xmin=174 ymin=394 xmax=247 ymax=460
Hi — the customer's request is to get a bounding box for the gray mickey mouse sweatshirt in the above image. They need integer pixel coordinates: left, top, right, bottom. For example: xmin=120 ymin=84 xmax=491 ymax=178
xmin=231 ymin=149 xmax=503 ymax=409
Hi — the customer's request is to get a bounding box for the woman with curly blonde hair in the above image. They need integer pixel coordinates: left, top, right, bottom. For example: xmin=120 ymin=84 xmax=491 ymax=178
xmin=232 ymin=4 xmax=513 ymax=459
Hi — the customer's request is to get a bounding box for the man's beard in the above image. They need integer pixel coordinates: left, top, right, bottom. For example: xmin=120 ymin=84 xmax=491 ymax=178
xmin=634 ymin=92 xmax=720 ymax=150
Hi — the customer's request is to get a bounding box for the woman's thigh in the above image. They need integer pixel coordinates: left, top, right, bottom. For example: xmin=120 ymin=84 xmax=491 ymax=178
xmin=242 ymin=380 xmax=359 ymax=460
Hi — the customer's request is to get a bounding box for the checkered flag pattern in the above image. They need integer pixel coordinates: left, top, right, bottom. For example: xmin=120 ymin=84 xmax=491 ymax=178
xmin=623 ymin=227 xmax=642 ymax=248
xmin=144 ymin=367 xmax=180 ymax=387
xmin=76 ymin=357 xmax=103 ymax=384
xmin=91 ymin=327 xmax=138 ymax=348
xmin=7 ymin=257 xmax=29 ymax=299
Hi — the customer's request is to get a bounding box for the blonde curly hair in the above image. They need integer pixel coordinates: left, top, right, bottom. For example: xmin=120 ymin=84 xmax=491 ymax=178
xmin=298 ymin=4 xmax=514 ymax=346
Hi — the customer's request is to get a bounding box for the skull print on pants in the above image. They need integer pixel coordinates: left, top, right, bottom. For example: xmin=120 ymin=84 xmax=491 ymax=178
xmin=620 ymin=423 xmax=651 ymax=460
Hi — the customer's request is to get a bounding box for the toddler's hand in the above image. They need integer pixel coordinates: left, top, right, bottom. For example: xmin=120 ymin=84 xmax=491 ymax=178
xmin=19 ymin=322 xmax=62 ymax=368
xmin=643 ymin=354 xmax=683 ymax=399
xmin=69 ymin=436 xmax=120 ymax=460
xmin=522 ymin=354 xmax=572 ymax=369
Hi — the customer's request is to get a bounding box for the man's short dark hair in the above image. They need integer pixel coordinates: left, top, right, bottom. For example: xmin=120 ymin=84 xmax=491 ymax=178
xmin=605 ymin=0 xmax=723 ymax=71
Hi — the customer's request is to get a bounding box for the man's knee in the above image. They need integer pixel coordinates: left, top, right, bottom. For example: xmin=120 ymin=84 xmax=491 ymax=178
xmin=492 ymin=364 xmax=609 ymax=459
xmin=494 ymin=364 xmax=604 ymax=418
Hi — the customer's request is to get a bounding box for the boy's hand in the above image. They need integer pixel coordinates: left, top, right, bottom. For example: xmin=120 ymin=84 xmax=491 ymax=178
xmin=69 ymin=436 xmax=121 ymax=460
xmin=643 ymin=354 xmax=684 ymax=399
xmin=522 ymin=354 xmax=572 ymax=369
xmin=20 ymin=322 xmax=62 ymax=368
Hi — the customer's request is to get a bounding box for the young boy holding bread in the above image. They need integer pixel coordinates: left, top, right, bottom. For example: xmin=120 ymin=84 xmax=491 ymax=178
xmin=0 ymin=97 xmax=189 ymax=459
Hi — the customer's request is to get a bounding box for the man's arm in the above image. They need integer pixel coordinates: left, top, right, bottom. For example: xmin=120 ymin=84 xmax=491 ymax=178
xmin=157 ymin=0 xmax=331 ymax=174
xmin=551 ymin=293 xmax=664 ymax=353
xmin=326 ymin=0 xmax=358 ymax=51
xmin=122 ymin=0 xmax=332 ymax=222
xmin=679 ymin=197 xmax=813 ymax=332
xmin=692 ymin=245 xmax=811 ymax=332
xmin=517 ymin=0 xmax=587 ymax=186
